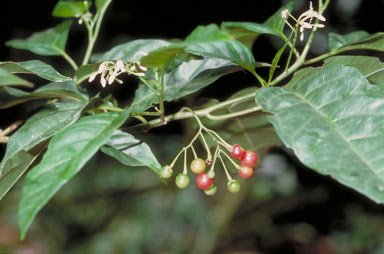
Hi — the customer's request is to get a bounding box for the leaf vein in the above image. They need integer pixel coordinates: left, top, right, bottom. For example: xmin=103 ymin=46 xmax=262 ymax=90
xmin=293 ymin=91 xmax=381 ymax=180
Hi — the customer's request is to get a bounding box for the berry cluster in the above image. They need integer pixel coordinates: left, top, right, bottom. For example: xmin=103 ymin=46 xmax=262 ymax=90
xmin=160 ymin=143 xmax=258 ymax=195
xmin=159 ymin=108 xmax=258 ymax=195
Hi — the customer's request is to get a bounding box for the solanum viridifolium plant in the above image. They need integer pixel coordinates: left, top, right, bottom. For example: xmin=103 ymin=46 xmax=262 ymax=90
xmin=1 ymin=0 xmax=384 ymax=240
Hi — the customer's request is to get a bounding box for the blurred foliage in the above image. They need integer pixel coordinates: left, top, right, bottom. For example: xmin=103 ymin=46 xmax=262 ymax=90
xmin=2 ymin=131 xmax=384 ymax=253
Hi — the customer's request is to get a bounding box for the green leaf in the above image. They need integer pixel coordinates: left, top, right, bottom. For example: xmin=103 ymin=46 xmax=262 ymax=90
xmin=328 ymin=32 xmax=384 ymax=53
xmin=18 ymin=109 xmax=133 ymax=239
xmin=0 ymin=151 xmax=37 ymax=201
xmin=0 ymin=68 xmax=32 ymax=87
xmin=268 ymin=43 xmax=288 ymax=83
xmin=221 ymin=22 xmax=281 ymax=49
xmin=221 ymin=1 xmax=294 ymax=48
xmin=130 ymin=58 xmax=238 ymax=112
xmin=0 ymin=101 xmax=88 ymax=175
xmin=323 ymin=56 xmax=384 ymax=88
xmin=96 ymin=0 xmax=109 ymax=10
xmin=140 ymin=44 xmax=186 ymax=68
xmin=93 ymin=39 xmax=171 ymax=62
xmin=141 ymin=24 xmax=232 ymax=68
xmin=185 ymin=40 xmax=256 ymax=72
xmin=0 ymin=81 xmax=88 ymax=109
xmin=101 ymin=130 xmax=162 ymax=174
xmin=328 ymin=31 xmax=370 ymax=51
xmin=256 ymin=65 xmax=384 ymax=203
xmin=184 ymin=24 xmax=232 ymax=42
xmin=31 ymin=81 xmax=88 ymax=101
xmin=52 ymin=1 xmax=91 ymax=18
xmin=0 ymin=60 xmax=72 ymax=82
xmin=6 ymin=20 xmax=73 ymax=56
xmin=221 ymin=114 xmax=281 ymax=151
xmin=74 ymin=63 xmax=99 ymax=84
xmin=286 ymin=67 xmax=315 ymax=88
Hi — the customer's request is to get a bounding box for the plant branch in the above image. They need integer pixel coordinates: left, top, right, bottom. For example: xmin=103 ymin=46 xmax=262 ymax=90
xmin=126 ymin=92 xmax=258 ymax=132
xmin=206 ymin=106 xmax=260 ymax=120
xmin=81 ymin=0 xmax=112 ymax=65
xmin=303 ymin=44 xmax=372 ymax=65
xmin=269 ymin=25 xmax=322 ymax=86
xmin=158 ymin=67 xmax=166 ymax=123
xmin=54 ymin=46 xmax=78 ymax=71
xmin=269 ymin=0 xmax=330 ymax=86
xmin=281 ymin=33 xmax=300 ymax=58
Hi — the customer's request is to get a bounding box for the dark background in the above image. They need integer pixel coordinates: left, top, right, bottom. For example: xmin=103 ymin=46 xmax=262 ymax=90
xmin=2 ymin=0 xmax=384 ymax=253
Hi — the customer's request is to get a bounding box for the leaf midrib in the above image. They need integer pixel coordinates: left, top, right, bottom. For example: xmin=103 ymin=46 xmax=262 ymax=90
xmin=291 ymin=89 xmax=380 ymax=180
xmin=0 ymin=105 xmax=82 ymax=174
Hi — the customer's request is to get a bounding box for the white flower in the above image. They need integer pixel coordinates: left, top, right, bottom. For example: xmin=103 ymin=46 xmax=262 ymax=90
xmin=300 ymin=32 xmax=305 ymax=41
xmin=108 ymin=74 xmax=115 ymax=85
xmin=98 ymin=62 xmax=107 ymax=74
xmin=281 ymin=9 xmax=289 ymax=19
xmin=299 ymin=2 xmax=326 ymax=22
xmin=90 ymin=60 xmax=148 ymax=87
xmin=138 ymin=65 xmax=148 ymax=72
xmin=296 ymin=1 xmax=326 ymax=41
xmin=88 ymin=72 xmax=97 ymax=82
xmin=116 ymin=60 xmax=125 ymax=72
xmin=100 ymin=77 xmax=107 ymax=87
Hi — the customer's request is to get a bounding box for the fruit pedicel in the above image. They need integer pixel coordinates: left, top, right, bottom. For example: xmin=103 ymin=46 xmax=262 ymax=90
xmin=159 ymin=107 xmax=258 ymax=195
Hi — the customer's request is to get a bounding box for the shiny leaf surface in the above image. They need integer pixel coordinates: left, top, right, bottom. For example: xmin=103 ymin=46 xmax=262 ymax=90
xmin=256 ymin=65 xmax=384 ymax=203
xmin=52 ymin=1 xmax=91 ymax=18
xmin=0 ymin=81 xmax=88 ymax=109
xmin=130 ymin=58 xmax=238 ymax=112
xmin=6 ymin=20 xmax=73 ymax=56
xmin=0 ymin=60 xmax=71 ymax=82
xmin=323 ymin=55 xmax=384 ymax=87
xmin=18 ymin=109 xmax=133 ymax=239
xmin=101 ymin=130 xmax=162 ymax=174
xmin=0 ymin=102 xmax=87 ymax=175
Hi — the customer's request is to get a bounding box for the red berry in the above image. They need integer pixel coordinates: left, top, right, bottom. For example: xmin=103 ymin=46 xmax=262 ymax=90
xmin=196 ymin=172 xmax=214 ymax=190
xmin=241 ymin=150 xmax=258 ymax=167
xmin=239 ymin=165 xmax=253 ymax=179
xmin=231 ymin=144 xmax=246 ymax=160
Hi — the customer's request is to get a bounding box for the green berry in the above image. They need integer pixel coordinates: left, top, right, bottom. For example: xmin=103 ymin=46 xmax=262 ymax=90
xmin=204 ymin=183 xmax=217 ymax=196
xmin=227 ymin=180 xmax=241 ymax=193
xmin=160 ymin=165 xmax=173 ymax=178
xmin=175 ymin=173 xmax=190 ymax=189
xmin=207 ymin=170 xmax=215 ymax=179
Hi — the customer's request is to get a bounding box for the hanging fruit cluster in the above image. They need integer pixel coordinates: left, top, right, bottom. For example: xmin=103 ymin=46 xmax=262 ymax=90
xmin=159 ymin=108 xmax=258 ymax=195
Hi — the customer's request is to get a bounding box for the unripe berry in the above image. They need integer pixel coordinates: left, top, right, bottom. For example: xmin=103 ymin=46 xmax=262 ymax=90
xmin=160 ymin=165 xmax=173 ymax=178
xmin=190 ymin=158 xmax=206 ymax=174
xmin=175 ymin=173 xmax=190 ymax=189
xmin=204 ymin=183 xmax=217 ymax=196
xmin=227 ymin=180 xmax=241 ymax=193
